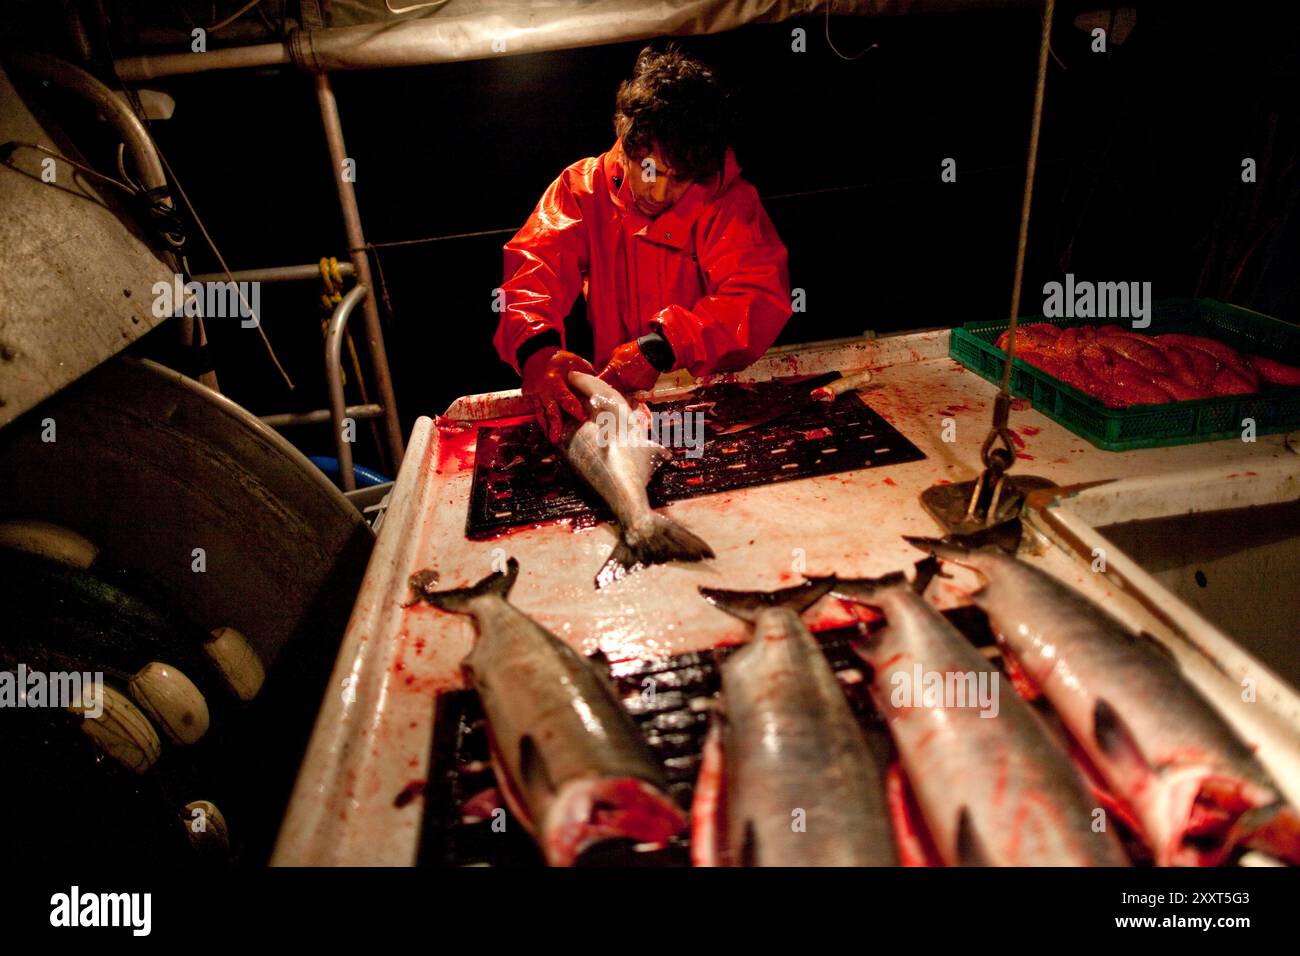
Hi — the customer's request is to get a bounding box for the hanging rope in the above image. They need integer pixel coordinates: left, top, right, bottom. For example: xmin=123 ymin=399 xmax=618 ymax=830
xmin=319 ymin=255 xmax=344 ymax=310
xmin=972 ymin=0 xmax=1056 ymax=522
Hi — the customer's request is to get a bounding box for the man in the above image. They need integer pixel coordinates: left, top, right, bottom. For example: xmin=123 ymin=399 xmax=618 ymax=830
xmin=495 ymin=45 xmax=793 ymax=442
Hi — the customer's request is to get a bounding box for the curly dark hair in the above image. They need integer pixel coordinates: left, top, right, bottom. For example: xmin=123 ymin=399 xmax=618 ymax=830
xmin=613 ymin=44 xmax=732 ymax=184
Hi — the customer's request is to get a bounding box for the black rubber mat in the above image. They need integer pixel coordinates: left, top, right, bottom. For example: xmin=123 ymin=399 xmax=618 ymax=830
xmin=465 ymin=376 xmax=926 ymax=539
xmin=416 ymin=624 xmax=895 ymax=867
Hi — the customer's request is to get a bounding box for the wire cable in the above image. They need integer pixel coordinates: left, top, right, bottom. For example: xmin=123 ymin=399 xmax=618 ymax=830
xmin=824 ymin=1 xmax=879 ymax=61
xmin=2 ymin=140 xmax=139 ymax=195
xmin=151 ymin=136 xmax=295 ymax=388
xmin=385 ymin=0 xmax=451 ymax=13
xmin=208 ymin=0 xmax=265 ymax=33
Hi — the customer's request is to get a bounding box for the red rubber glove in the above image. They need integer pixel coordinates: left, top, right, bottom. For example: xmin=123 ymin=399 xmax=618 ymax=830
xmin=521 ymin=347 xmax=595 ymax=443
xmin=598 ymin=340 xmax=661 ymax=394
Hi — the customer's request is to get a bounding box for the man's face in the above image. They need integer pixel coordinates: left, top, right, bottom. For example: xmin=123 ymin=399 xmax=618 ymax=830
xmin=622 ymin=142 xmax=693 ymax=218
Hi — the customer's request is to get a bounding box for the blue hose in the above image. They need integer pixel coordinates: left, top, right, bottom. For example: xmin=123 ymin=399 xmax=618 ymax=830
xmin=309 ymin=456 xmax=391 ymax=488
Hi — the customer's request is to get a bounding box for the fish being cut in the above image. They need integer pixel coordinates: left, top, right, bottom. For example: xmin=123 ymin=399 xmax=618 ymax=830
xmin=410 ymin=559 xmax=686 ymax=865
xmin=694 ymin=580 xmax=897 ymax=866
xmin=817 ymin=560 xmax=1128 ymax=866
xmin=562 ymin=371 xmax=713 ymax=587
xmin=906 ymin=524 xmax=1300 ymax=866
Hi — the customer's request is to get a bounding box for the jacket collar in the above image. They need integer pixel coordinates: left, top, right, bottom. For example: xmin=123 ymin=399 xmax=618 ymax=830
xmin=604 ymin=139 xmax=740 ymax=249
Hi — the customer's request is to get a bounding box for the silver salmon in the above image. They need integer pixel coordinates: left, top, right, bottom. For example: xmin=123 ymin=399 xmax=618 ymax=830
xmin=820 ymin=560 xmax=1129 ymax=866
xmin=908 ymin=524 xmax=1300 ymax=866
xmin=411 ymin=559 xmax=686 ymax=865
xmin=563 ymin=371 xmax=713 ymax=587
xmin=694 ymin=580 xmax=897 ymax=866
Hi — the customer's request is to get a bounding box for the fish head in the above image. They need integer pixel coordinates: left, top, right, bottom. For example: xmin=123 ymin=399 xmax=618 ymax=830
xmin=1139 ymin=764 xmax=1286 ymax=866
xmin=540 ymin=776 xmax=687 ymax=866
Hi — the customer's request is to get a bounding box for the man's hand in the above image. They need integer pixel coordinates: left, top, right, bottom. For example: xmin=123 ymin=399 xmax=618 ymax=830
xmin=598 ymin=339 xmax=662 ymax=394
xmin=521 ymin=347 xmax=595 ymax=443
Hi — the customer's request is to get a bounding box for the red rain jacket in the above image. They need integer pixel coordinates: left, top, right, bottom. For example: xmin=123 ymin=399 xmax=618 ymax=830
xmin=495 ymin=140 xmax=792 ymax=378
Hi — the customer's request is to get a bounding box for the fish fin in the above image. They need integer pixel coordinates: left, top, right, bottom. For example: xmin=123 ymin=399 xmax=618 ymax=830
xmin=739 ymin=820 xmax=760 ymax=868
xmin=911 ymin=555 xmax=942 ymax=595
xmin=811 ymin=557 xmax=936 ymax=605
xmin=404 ymin=568 xmax=439 ymax=605
xmin=1231 ymin=802 xmax=1300 ymax=866
xmin=699 ymin=578 xmax=834 ymax=623
xmin=632 ymin=437 xmax=673 ymax=483
xmin=583 ymin=647 xmax=622 ymax=696
xmin=518 ymin=734 xmax=556 ymax=797
xmin=811 ymin=570 xmax=908 ymax=606
xmin=1093 ymin=698 xmax=1151 ymax=773
xmin=596 ymin=513 xmax=714 ymax=588
xmin=903 ymin=518 xmax=1024 ymax=561
xmin=955 ymin=807 xmax=993 ymax=867
xmin=410 ymin=558 xmax=519 ymax=612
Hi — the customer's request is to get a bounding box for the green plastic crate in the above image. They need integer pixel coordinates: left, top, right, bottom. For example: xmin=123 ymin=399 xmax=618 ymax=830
xmin=949 ymin=298 xmax=1300 ymax=451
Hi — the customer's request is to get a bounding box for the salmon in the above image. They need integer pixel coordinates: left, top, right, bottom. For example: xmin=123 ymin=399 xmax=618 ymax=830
xmin=694 ymin=581 xmax=897 ymax=866
xmin=906 ymin=524 xmax=1300 ymax=866
xmin=562 ymin=371 xmax=713 ymax=587
xmin=819 ymin=561 xmax=1128 ymax=866
xmin=410 ymin=559 xmax=686 ymax=864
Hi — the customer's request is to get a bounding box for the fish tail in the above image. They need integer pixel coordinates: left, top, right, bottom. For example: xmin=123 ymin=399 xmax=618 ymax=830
xmin=597 ymin=513 xmax=713 ymax=587
xmin=903 ymin=518 xmax=1024 ymax=561
xmin=810 ymin=556 xmax=940 ymax=605
xmin=699 ymin=578 xmax=834 ymax=622
xmin=409 ymin=558 xmax=519 ymax=612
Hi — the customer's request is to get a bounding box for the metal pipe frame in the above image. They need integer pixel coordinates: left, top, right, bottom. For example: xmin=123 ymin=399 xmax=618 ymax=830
xmin=8 ymin=52 xmax=167 ymax=191
xmin=327 ymin=282 xmax=369 ymax=492
xmin=116 ymin=42 xmax=291 ymax=80
xmin=314 ymin=72 xmax=405 ymax=474
xmin=193 ymin=261 xmax=354 ymax=284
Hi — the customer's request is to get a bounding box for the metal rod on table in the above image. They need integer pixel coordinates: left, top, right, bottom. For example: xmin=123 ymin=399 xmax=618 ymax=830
xmin=314 ymin=72 xmax=405 ymax=475
xmin=192 ymin=262 xmax=354 ymax=284
xmin=326 ymin=283 xmax=368 ymax=492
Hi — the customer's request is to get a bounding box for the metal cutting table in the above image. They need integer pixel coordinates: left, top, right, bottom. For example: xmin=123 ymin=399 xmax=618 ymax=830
xmin=274 ymin=329 xmax=1300 ymax=865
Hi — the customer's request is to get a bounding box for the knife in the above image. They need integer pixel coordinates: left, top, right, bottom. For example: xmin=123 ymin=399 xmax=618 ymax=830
xmin=711 ymin=368 xmax=875 ymax=435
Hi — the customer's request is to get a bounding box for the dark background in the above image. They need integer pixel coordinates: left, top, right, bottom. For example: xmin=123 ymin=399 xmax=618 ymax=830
xmin=18 ymin=3 xmax=1300 ymax=477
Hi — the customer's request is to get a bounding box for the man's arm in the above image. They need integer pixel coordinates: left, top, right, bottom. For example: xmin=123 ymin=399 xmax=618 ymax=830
xmin=649 ymin=186 xmax=792 ymax=378
xmin=494 ymin=164 xmax=592 ymax=374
